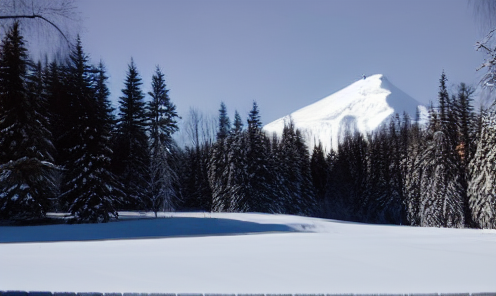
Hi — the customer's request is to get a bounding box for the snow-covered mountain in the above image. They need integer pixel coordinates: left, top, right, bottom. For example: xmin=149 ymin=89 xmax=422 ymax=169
xmin=264 ymin=74 xmax=427 ymax=152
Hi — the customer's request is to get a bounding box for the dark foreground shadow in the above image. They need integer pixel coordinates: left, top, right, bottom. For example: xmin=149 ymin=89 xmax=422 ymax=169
xmin=0 ymin=217 xmax=297 ymax=243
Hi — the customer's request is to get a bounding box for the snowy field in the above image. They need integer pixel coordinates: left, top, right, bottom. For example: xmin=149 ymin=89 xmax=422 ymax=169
xmin=1 ymin=212 xmax=495 ymax=294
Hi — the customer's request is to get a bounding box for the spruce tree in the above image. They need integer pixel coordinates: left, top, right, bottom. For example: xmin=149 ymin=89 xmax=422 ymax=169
xmin=0 ymin=22 xmax=56 ymax=220
xmin=233 ymin=110 xmax=243 ymax=133
xmin=113 ymin=59 xmax=150 ymax=210
xmin=60 ymin=38 xmax=120 ymax=223
xmin=147 ymin=66 xmax=179 ymax=215
xmin=217 ymin=102 xmax=231 ymax=140
xmin=210 ymin=102 xmax=231 ymax=212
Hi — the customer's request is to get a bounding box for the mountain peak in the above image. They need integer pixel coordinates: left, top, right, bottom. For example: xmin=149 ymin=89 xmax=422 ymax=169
xmin=264 ymin=74 xmax=424 ymax=152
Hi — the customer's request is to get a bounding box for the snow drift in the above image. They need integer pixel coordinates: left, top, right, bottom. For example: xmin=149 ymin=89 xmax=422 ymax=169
xmin=1 ymin=212 xmax=495 ymax=294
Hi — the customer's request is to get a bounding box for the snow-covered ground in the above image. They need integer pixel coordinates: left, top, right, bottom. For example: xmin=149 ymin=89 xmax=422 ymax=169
xmin=1 ymin=212 xmax=495 ymax=294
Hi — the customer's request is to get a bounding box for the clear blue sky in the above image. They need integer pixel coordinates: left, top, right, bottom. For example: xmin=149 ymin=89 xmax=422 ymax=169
xmin=77 ymin=0 xmax=484 ymax=125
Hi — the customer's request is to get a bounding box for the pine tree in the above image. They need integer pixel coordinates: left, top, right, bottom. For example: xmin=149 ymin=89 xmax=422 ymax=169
xmin=147 ymin=66 xmax=179 ymax=215
xmin=210 ymin=102 xmax=231 ymax=212
xmin=467 ymin=108 xmax=496 ymax=229
xmin=113 ymin=59 xmax=150 ymax=210
xmin=0 ymin=22 xmax=57 ymax=220
xmin=60 ymin=38 xmax=120 ymax=223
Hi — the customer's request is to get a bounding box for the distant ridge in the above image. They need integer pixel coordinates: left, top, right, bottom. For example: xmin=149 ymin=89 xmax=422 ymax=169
xmin=264 ymin=74 xmax=426 ymax=152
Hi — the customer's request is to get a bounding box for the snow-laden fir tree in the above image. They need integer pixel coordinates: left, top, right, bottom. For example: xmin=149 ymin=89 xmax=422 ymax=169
xmin=147 ymin=66 xmax=178 ymax=215
xmin=224 ymin=110 xmax=247 ymax=212
xmin=467 ymin=107 xmax=496 ymax=229
xmin=452 ymin=83 xmax=476 ymax=226
xmin=417 ymin=73 xmax=466 ymax=228
xmin=60 ymin=38 xmax=121 ymax=223
xmin=223 ymin=102 xmax=276 ymax=213
xmin=403 ymin=113 xmax=424 ymax=226
xmin=113 ymin=59 xmax=150 ymax=210
xmin=419 ymin=130 xmax=464 ymax=228
xmin=0 ymin=22 xmax=57 ymax=220
xmin=453 ymin=83 xmax=476 ymax=161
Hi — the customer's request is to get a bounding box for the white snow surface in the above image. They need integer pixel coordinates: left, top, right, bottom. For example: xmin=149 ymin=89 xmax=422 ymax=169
xmin=264 ymin=74 xmax=425 ymax=152
xmin=1 ymin=212 xmax=495 ymax=294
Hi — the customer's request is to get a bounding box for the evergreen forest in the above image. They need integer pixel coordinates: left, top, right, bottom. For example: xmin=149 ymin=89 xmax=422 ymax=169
xmin=1 ymin=22 xmax=495 ymax=229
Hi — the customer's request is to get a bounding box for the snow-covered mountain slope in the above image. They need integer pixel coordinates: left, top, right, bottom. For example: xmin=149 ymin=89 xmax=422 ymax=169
xmin=264 ymin=74 xmax=426 ymax=152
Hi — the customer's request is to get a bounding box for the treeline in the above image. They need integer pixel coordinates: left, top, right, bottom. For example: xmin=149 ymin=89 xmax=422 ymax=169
xmin=173 ymin=70 xmax=496 ymax=230
xmin=315 ymin=72 xmax=496 ymax=229
xmin=0 ymin=23 xmax=495 ymax=229
xmin=173 ymin=78 xmax=496 ymax=230
xmin=0 ymin=23 xmax=180 ymax=222
xmin=180 ymin=102 xmax=316 ymax=215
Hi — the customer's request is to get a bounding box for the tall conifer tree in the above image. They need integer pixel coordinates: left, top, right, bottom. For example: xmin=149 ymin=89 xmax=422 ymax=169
xmin=113 ymin=59 xmax=150 ymax=210
xmin=210 ymin=102 xmax=231 ymax=212
xmin=60 ymin=38 xmax=120 ymax=222
xmin=147 ymin=66 xmax=179 ymax=215
xmin=0 ymin=22 xmax=56 ymax=220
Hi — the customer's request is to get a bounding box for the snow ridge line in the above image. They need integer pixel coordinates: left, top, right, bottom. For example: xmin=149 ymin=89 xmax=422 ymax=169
xmin=1 ymin=292 xmax=495 ymax=296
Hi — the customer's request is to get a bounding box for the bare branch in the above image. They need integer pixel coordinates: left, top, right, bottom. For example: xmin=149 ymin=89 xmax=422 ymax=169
xmin=0 ymin=14 xmax=69 ymax=43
